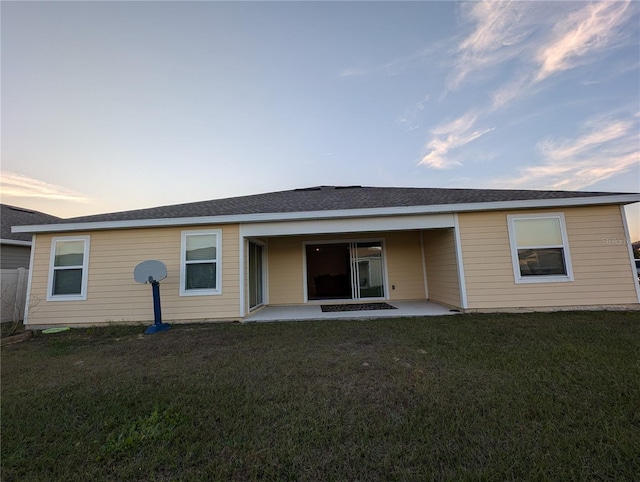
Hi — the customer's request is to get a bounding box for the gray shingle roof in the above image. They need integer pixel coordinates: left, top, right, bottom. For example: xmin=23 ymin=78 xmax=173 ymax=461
xmin=29 ymin=185 xmax=633 ymax=226
xmin=1 ymin=204 xmax=60 ymax=242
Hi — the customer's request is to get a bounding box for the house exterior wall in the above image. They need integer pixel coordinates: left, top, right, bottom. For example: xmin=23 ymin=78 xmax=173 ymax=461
xmin=0 ymin=244 xmax=31 ymax=269
xmin=458 ymin=205 xmax=639 ymax=310
xmin=22 ymin=203 xmax=638 ymax=326
xmin=385 ymin=231 xmax=425 ymax=301
xmin=26 ymin=225 xmax=241 ymax=326
xmin=267 ymin=236 xmax=305 ymax=305
xmin=422 ymin=229 xmax=462 ymax=308
xmin=267 ymin=231 xmax=426 ymax=305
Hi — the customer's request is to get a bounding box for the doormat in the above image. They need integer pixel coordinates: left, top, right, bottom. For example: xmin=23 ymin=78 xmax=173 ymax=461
xmin=321 ymin=302 xmax=397 ymax=312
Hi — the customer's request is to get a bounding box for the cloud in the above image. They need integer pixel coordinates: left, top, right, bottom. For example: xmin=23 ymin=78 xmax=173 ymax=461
xmin=451 ymin=0 xmax=635 ymax=110
xmin=490 ymin=74 xmax=538 ymax=111
xmin=495 ymin=114 xmax=639 ymax=190
xmin=419 ymin=111 xmax=494 ymax=168
xmin=338 ymin=67 xmax=374 ymax=78
xmin=397 ymin=95 xmax=430 ymax=131
xmin=0 ymin=171 xmax=91 ymax=203
xmin=535 ymin=1 xmax=631 ymax=82
xmin=449 ymin=1 xmax=539 ymax=89
xmin=538 ymin=119 xmax=633 ymax=161
xmin=338 ymin=53 xmax=417 ymax=78
xmin=338 ymin=43 xmax=446 ymax=78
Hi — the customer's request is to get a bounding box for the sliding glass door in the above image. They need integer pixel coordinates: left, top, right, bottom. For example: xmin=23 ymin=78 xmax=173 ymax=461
xmin=306 ymin=240 xmax=385 ymax=301
xmin=249 ymin=241 xmax=264 ymax=310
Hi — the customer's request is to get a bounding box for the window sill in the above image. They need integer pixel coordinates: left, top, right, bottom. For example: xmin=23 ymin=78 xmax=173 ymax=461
xmin=179 ymin=289 xmax=222 ymax=297
xmin=514 ymin=275 xmax=574 ymax=284
xmin=46 ymin=294 xmax=87 ymax=302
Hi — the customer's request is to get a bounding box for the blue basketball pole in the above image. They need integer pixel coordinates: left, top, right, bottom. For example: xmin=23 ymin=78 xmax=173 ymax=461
xmin=145 ymin=278 xmax=171 ymax=334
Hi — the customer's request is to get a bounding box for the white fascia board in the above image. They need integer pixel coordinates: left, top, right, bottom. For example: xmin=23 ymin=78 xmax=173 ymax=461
xmin=12 ymin=194 xmax=640 ymax=234
xmin=0 ymin=238 xmax=32 ymax=247
xmin=241 ymin=213 xmax=454 ymax=237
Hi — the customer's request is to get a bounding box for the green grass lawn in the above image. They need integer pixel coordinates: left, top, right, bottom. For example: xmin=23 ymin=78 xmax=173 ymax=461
xmin=2 ymin=312 xmax=640 ymax=481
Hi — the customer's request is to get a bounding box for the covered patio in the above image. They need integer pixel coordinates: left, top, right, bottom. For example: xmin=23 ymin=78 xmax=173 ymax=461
xmin=244 ymin=300 xmax=459 ymax=322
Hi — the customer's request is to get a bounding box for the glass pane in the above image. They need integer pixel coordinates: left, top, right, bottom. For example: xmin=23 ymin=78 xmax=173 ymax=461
xmin=518 ymin=248 xmax=566 ymax=276
xmin=353 ymin=242 xmax=383 ymax=259
xmin=353 ymin=242 xmax=384 ymax=299
xmin=249 ymin=243 xmax=263 ymax=308
xmin=54 ymin=241 xmax=84 ymax=267
xmin=358 ymin=258 xmax=384 ymax=298
xmin=185 ymin=262 xmax=216 ymax=290
xmin=305 ymin=244 xmax=351 ymax=300
xmin=53 ymin=269 xmax=83 ymax=295
xmin=514 ymin=218 xmax=562 ymax=247
xmin=186 ymin=235 xmax=216 ymax=261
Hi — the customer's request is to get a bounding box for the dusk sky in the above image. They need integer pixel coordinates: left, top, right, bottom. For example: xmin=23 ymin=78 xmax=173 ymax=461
xmin=2 ymin=1 xmax=639 ymax=238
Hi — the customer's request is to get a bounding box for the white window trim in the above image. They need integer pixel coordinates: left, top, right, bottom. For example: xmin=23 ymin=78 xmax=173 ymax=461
xmin=47 ymin=235 xmax=90 ymax=301
xmin=180 ymin=229 xmax=222 ymax=296
xmin=507 ymin=213 xmax=574 ymax=284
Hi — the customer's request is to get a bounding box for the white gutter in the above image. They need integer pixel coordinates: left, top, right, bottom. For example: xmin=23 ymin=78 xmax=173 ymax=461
xmin=0 ymin=238 xmax=32 ymax=247
xmin=12 ymin=194 xmax=640 ymax=234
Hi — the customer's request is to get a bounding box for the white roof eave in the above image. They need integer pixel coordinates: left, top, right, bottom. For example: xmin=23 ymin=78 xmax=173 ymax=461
xmin=0 ymin=238 xmax=32 ymax=246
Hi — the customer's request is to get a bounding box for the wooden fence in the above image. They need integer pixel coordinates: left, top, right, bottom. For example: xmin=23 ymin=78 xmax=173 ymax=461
xmin=1 ymin=268 xmax=29 ymax=322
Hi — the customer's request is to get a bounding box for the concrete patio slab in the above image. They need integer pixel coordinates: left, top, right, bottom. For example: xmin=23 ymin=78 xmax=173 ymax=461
xmin=245 ymin=301 xmax=459 ymax=322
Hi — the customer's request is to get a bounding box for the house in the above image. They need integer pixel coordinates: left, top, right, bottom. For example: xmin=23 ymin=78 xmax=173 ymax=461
xmin=1 ymin=204 xmax=60 ymax=322
xmin=1 ymin=204 xmax=60 ymax=270
xmin=11 ymin=186 xmax=640 ymax=328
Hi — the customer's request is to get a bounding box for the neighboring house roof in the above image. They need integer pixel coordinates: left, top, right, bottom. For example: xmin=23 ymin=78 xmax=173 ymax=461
xmin=1 ymin=204 xmax=60 ymax=244
xmin=12 ymin=185 xmax=640 ymax=234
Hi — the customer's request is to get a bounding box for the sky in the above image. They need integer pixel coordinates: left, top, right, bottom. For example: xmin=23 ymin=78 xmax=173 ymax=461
xmin=1 ymin=1 xmax=639 ymax=239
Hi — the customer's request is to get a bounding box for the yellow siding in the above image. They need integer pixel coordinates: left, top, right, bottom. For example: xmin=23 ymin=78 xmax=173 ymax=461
xmin=422 ymin=229 xmax=462 ymax=308
xmin=384 ymin=232 xmax=425 ymax=301
xmin=267 ymin=232 xmax=426 ymax=304
xmin=459 ymin=206 xmax=639 ymax=309
xmin=268 ymin=236 xmax=305 ymax=304
xmin=27 ymin=225 xmax=241 ymax=326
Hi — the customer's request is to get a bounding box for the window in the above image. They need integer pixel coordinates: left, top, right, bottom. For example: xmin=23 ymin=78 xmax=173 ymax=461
xmin=507 ymin=214 xmax=573 ymax=283
xmin=180 ymin=230 xmax=221 ymax=296
xmin=47 ymin=236 xmax=90 ymax=300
